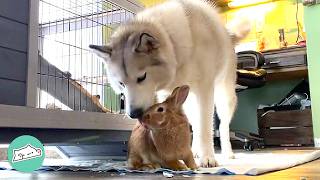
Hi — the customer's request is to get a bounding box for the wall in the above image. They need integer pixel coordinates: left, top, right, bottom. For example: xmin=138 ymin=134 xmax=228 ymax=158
xmin=138 ymin=0 xmax=165 ymax=7
xmin=223 ymin=0 xmax=305 ymax=51
xmin=304 ymin=4 xmax=320 ymax=146
xmin=0 ymin=0 xmax=29 ymax=106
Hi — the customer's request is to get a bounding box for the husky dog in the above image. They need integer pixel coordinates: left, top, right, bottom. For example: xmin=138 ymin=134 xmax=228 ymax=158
xmin=90 ymin=0 xmax=250 ymax=167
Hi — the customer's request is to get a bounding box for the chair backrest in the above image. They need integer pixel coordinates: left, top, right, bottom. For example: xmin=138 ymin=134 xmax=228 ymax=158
xmin=237 ymin=51 xmax=265 ymax=70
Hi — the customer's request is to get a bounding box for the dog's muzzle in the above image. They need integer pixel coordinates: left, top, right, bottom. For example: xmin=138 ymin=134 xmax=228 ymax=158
xmin=129 ymin=108 xmax=144 ymax=119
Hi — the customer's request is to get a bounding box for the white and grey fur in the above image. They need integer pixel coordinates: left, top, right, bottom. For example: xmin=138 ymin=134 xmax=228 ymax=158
xmin=90 ymin=0 xmax=250 ymax=167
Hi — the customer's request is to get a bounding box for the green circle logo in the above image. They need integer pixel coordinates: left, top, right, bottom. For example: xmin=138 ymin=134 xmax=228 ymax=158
xmin=7 ymin=135 xmax=45 ymax=172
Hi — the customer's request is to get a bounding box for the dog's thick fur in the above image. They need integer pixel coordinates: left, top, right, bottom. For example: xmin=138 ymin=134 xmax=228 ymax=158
xmin=90 ymin=0 xmax=250 ymax=167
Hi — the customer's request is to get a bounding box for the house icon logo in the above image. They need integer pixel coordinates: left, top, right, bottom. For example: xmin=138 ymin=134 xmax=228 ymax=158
xmin=7 ymin=135 xmax=45 ymax=172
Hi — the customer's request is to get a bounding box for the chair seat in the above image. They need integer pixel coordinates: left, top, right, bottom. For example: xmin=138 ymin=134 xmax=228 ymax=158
xmin=237 ymin=69 xmax=267 ymax=80
xmin=236 ymin=51 xmax=267 ymax=90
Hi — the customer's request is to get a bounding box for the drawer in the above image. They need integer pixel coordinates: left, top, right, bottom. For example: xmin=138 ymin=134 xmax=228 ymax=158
xmin=258 ymin=109 xmax=313 ymax=146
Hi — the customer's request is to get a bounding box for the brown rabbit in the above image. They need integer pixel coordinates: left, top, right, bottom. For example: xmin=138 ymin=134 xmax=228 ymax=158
xmin=127 ymin=85 xmax=197 ymax=171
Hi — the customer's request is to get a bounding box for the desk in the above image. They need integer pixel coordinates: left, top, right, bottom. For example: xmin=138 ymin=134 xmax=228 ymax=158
xmin=266 ymin=66 xmax=308 ymax=81
xmin=262 ymin=46 xmax=308 ymax=81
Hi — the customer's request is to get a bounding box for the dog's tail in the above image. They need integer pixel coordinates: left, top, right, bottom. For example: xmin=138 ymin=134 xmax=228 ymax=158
xmin=227 ymin=18 xmax=251 ymax=44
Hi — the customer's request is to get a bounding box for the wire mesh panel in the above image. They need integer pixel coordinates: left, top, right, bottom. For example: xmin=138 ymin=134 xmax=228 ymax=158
xmin=38 ymin=0 xmax=134 ymax=113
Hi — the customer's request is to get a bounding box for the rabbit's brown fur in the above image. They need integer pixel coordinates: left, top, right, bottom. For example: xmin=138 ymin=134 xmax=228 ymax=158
xmin=127 ymin=85 xmax=197 ymax=171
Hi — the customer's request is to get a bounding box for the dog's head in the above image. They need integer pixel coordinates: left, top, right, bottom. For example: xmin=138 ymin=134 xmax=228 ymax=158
xmin=90 ymin=24 xmax=175 ymax=119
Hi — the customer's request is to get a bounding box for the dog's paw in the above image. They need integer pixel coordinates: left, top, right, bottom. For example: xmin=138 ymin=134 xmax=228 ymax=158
xmin=192 ymin=143 xmax=217 ymax=167
xmin=199 ymin=155 xmax=217 ymax=168
xmin=223 ymin=151 xmax=235 ymax=159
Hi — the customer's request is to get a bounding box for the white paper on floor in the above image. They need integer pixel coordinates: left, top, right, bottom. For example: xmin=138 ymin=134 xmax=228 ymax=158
xmin=1 ymin=150 xmax=320 ymax=176
xmin=199 ymin=150 xmax=320 ymax=175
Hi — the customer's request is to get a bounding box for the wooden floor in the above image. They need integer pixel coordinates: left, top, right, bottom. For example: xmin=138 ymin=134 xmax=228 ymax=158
xmin=2 ymin=149 xmax=320 ymax=180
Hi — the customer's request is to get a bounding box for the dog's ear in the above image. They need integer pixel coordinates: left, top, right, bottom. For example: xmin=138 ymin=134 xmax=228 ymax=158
xmin=135 ymin=33 xmax=160 ymax=53
xmin=89 ymin=44 xmax=112 ymax=59
xmin=167 ymin=85 xmax=190 ymax=108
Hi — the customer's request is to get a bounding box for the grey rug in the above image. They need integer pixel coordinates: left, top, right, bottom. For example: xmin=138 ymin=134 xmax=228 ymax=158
xmin=1 ymin=150 xmax=319 ymax=176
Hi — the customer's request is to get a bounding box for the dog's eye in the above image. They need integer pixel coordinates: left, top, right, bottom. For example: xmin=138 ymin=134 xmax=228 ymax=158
xmin=119 ymin=81 xmax=125 ymax=88
xmin=157 ymin=107 xmax=164 ymax=112
xmin=137 ymin=72 xmax=147 ymax=83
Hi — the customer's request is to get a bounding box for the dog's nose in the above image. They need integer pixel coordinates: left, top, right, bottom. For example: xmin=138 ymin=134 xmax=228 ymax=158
xmin=129 ymin=108 xmax=143 ymax=119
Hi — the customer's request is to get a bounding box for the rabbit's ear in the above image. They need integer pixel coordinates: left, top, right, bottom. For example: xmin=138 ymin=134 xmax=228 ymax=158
xmin=169 ymin=85 xmax=190 ymax=107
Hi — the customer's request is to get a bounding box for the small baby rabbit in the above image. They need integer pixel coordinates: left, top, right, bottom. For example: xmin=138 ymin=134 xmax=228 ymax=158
xmin=127 ymin=85 xmax=197 ymax=171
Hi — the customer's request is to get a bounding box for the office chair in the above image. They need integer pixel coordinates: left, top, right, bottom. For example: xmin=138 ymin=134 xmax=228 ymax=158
xmin=215 ymin=50 xmax=266 ymax=151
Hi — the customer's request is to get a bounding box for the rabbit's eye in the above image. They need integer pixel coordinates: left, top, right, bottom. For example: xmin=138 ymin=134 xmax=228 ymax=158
xmin=157 ymin=107 xmax=164 ymax=112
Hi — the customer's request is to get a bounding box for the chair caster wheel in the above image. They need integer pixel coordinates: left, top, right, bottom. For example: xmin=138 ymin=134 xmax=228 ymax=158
xmin=244 ymin=143 xmax=254 ymax=151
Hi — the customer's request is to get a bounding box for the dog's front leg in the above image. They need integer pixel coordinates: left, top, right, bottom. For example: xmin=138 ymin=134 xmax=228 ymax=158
xmin=185 ymin=87 xmax=217 ymax=167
